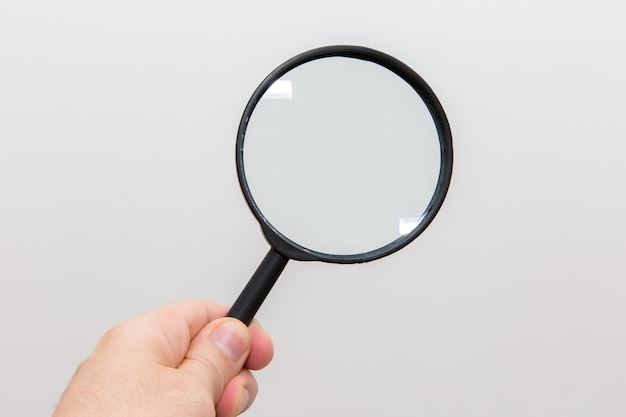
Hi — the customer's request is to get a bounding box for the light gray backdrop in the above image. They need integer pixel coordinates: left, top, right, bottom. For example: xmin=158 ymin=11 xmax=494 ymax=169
xmin=1 ymin=1 xmax=624 ymax=416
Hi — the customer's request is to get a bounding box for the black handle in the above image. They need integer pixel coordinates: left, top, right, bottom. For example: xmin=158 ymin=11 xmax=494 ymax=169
xmin=227 ymin=248 xmax=289 ymax=325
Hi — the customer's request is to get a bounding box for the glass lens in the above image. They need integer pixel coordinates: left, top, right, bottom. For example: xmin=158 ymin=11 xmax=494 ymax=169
xmin=243 ymin=57 xmax=441 ymax=255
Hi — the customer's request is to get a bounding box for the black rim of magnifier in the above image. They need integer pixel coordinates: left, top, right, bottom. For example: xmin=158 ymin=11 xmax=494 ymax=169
xmin=236 ymin=45 xmax=453 ymax=264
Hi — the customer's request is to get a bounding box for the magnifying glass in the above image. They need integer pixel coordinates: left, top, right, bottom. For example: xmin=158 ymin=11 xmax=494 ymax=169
xmin=227 ymin=45 xmax=453 ymax=325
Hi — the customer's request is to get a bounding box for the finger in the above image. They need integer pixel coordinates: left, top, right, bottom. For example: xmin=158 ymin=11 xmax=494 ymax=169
xmin=179 ymin=317 xmax=252 ymax=403
xmin=215 ymin=369 xmax=258 ymax=417
xmin=245 ymin=321 xmax=274 ymax=370
xmin=93 ymin=300 xmax=229 ymax=367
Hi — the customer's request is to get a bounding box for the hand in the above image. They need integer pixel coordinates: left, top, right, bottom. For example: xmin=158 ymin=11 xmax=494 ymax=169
xmin=53 ymin=300 xmax=274 ymax=417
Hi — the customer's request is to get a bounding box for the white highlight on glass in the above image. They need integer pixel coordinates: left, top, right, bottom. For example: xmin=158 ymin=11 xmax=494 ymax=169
xmin=398 ymin=217 xmax=420 ymax=235
xmin=264 ymin=80 xmax=292 ymax=99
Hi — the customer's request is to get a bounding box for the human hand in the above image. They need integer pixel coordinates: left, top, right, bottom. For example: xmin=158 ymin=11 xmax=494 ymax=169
xmin=53 ymin=300 xmax=274 ymax=417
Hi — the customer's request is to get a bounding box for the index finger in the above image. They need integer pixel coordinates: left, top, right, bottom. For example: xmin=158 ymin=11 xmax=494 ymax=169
xmin=94 ymin=300 xmax=230 ymax=367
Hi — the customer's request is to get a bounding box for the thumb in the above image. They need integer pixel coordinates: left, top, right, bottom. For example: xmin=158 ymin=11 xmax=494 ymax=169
xmin=179 ymin=317 xmax=251 ymax=404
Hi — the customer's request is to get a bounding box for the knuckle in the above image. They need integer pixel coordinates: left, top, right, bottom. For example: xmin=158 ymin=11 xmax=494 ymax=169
xmin=165 ymin=374 xmax=215 ymax=411
xmin=185 ymin=350 xmax=228 ymax=389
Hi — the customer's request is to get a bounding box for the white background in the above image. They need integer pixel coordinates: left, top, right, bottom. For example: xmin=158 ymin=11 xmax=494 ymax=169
xmin=1 ymin=1 xmax=625 ymax=416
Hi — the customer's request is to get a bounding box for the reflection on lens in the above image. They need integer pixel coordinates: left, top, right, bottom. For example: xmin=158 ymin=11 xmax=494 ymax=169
xmin=398 ymin=217 xmax=421 ymax=235
xmin=264 ymin=80 xmax=293 ymax=100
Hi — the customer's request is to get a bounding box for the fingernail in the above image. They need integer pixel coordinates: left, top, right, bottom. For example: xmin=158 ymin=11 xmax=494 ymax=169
xmin=209 ymin=321 xmax=247 ymax=362
xmin=237 ymin=388 xmax=251 ymax=415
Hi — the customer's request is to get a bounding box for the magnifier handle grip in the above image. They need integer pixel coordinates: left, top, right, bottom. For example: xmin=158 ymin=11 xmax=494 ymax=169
xmin=227 ymin=248 xmax=289 ymax=325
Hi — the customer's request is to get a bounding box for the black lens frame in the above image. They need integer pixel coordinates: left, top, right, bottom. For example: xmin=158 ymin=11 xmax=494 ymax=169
xmin=236 ymin=45 xmax=453 ymax=264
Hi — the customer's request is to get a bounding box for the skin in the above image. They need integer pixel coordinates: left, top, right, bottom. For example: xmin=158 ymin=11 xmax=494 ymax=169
xmin=53 ymin=300 xmax=274 ymax=417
